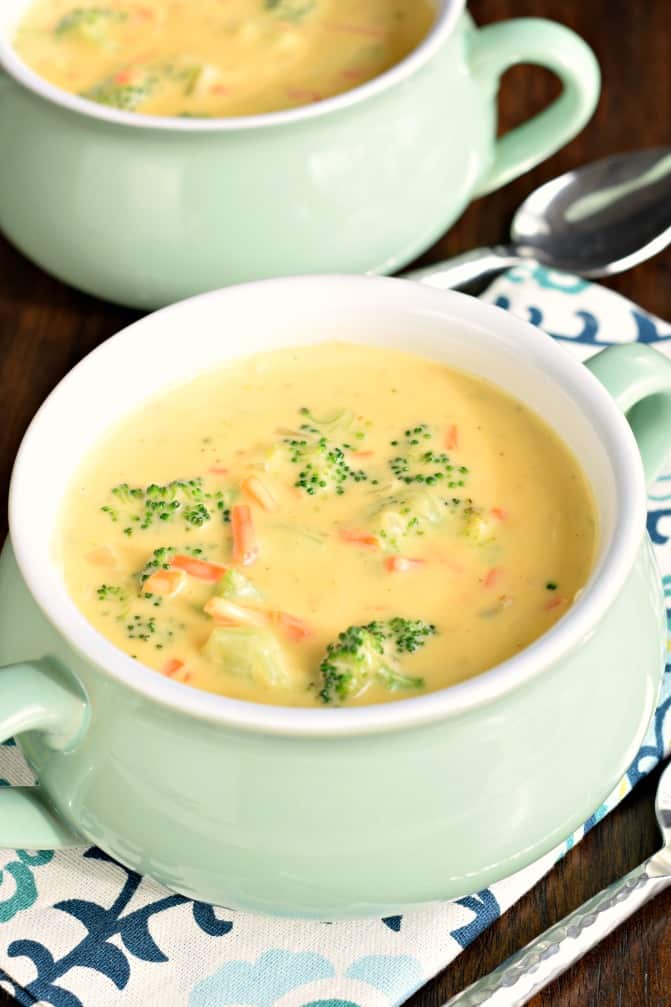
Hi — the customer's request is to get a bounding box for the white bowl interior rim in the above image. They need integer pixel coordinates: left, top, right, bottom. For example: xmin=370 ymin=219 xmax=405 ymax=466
xmin=9 ymin=276 xmax=647 ymax=736
xmin=0 ymin=0 xmax=463 ymax=132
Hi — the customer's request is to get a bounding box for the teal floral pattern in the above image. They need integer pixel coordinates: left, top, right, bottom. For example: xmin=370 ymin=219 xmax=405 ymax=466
xmin=2 ymin=264 xmax=671 ymax=1007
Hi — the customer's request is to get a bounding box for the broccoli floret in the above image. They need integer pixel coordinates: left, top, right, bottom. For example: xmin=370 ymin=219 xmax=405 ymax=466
xmin=55 ymin=7 xmax=126 ymax=42
xmin=265 ymin=0 xmax=316 ymax=22
xmin=96 ymin=583 xmax=128 ymax=602
xmin=319 ymin=618 xmax=436 ymax=704
xmin=279 ymin=409 xmax=369 ymax=497
xmin=388 ymin=424 xmax=469 ymax=488
xmin=101 ymin=478 xmax=230 ymax=535
xmin=81 ymin=66 xmax=159 ymax=111
xmin=368 ymin=485 xmax=454 ymax=551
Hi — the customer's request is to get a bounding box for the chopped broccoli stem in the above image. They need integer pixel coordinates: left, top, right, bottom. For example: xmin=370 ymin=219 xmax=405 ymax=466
xmin=203 ymin=626 xmax=292 ymax=688
xmin=214 ymin=568 xmax=263 ymax=603
xmin=319 ymin=618 xmax=436 ymax=704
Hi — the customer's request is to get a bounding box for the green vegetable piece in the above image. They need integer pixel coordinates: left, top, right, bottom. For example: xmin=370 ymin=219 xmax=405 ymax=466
xmin=319 ymin=618 xmax=435 ymax=704
xmin=264 ymin=0 xmax=316 ymax=23
xmin=81 ymin=67 xmax=159 ymax=111
xmin=388 ymin=423 xmax=468 ymax=488
xmin=203 ymin=626 xmax=291 ymax=688
xmin=281 ymin=409 xmax=368 ymax=497
xmin=369 ymin=485 xmax=447 ymax=551
xmin=462 ymin=506 xmax=496 ymax=545
xmin=101 ymin=477 xmax=229 ymax=535
xmin=55 ymin=7 xmax=126 ymax=43
xmin=298 ymin=406 xmax=354 ymax=433
xmin=214 ymin=569 xmax=264 ymax=604
xmin=96 ymin=583 xmax=128 ymax=602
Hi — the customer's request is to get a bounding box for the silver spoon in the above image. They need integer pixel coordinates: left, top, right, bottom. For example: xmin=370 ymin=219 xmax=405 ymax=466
xmin=405 ymin=147 xmax=671 ymax=289
xmin=444 ymin=760 xmax=671 ymax=1006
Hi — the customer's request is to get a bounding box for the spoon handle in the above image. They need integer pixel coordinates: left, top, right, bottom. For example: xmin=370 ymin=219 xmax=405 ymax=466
xmin=402 ymin=247 xmax=524 ymax=289
xmin=443 ymin=851 xmax=671 ymax=1007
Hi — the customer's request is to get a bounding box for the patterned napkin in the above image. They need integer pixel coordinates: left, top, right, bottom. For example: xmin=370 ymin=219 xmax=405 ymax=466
xmin=2 ymin=263 xmax=671 ymax=1007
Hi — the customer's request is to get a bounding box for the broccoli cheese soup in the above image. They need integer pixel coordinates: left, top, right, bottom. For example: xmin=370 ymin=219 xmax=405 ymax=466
xmin=14 ymin=0 xmax=437 ymax=118
xmin=58 ymin=342 xmax=597 ymax=707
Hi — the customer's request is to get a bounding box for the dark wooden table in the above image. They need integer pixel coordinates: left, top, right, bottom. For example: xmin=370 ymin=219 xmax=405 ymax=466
xmin=1 ymin=0 xmax=670 ymax=1003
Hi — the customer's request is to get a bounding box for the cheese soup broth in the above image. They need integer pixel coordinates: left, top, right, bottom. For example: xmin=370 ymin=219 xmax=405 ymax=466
xmin=14 ymin=0 xmax=437 ymax=117
xmin=59 ymin=343 xmax=597 ymax=707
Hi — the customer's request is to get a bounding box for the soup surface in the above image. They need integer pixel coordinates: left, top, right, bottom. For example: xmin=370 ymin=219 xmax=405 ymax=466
xmin=14 ymin=0 xmax=436 ymax=117
xmin=59 ymin=343 xmax=597 ymax=707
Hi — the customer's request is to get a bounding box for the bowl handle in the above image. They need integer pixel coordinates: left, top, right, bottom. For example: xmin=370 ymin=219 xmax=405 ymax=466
xmin=585 ymin=344 xmax=671 ymax=484
xmin=468 ymin=18 xmax=600 ymax=197
xmin=0 ymin=660 xmax=87 ymax=847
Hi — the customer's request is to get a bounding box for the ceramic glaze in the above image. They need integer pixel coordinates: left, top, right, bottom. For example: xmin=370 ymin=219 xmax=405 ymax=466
xmin=59 ymin=343 xmax=596 ymax=705
xmin=15 ymin=0 xmax=435 ymax=117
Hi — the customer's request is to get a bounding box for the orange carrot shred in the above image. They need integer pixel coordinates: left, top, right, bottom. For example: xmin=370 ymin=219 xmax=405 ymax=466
xmin=340 ymin=529 xmax=379 ymax=548
xmin=144 ymin=568 xmax=186 ymax=597
xmin=483 ymin=568 xmax=501 ymax=588
xmin=351 ymin=450 xmax=374 ymax=459
xmin=242 ymin=475 xmax=277 ymax=512
xmin=384 ymin=556 xmax=425 ymax=573
xmin=232 ymin=505 xmax=259 ymax=566
xmin=445 ymin=425 xmax=459 ymax=450
xmin=163 ymin=659 xmax=184 ymax=678
xmin=209 ymin=466 xmax=229 ymax=475
xmin=170 ymin=555 xmax=227 ymax=582
xmin=271 ymin=611 xmax=313 ymax=640
xmin=544 ymin=596 xmax=565 ymax=611
xmin=491 ymin=507 xmax=508 ymax=521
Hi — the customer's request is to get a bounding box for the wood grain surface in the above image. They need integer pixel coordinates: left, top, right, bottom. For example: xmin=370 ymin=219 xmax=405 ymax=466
xmin=1 ymin=0 xmax=671 ymax=1004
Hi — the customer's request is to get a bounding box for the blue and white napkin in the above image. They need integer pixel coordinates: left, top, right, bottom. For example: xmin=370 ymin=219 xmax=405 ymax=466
xmin=2 ymin=263 xmax=671 ymax=1007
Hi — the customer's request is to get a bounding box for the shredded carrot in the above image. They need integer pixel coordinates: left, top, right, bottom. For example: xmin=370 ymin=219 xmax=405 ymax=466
xmin=242 ymin=475 xmax=277 ymax=512
xmin=171 ymin=555 xmax=227 ymax=582
xmin=351 ymin=450 xmax=374 ymax=459
xmin=287 ymin=88 xmax=322 ymax=102
xmin=341 ymin=68 xmax=366 ymax=81
xmin=231 ymin=505 xmax=259 ymax=566
xmin=340 ymin=529 xmax=379 ymax=548
xmin=204 ymin=596 xmax=267 ymax=627
xmin=384 ymin=556 xmax=425 ymax=573
xmin=209 ymin=466 xmax=229 ymax=475
xmin=144 ymin=568 xmax=187 ymax=598
xmin=445 ymin=425 xmax=459 ymax=450
xmin=271 ymin=611 xmax=313 ymax=640
xmin=491 ymin=507 xmax=508 ymax=521
xmin=86 ymin=546 xmax=117 ymax=568
xmin=162 ymin=658 xmax=184 ymax=678
xmin=544 ymin=596 xmax=566 ymax=611
xmin=483 ymin=568 xmax=501 ymax=588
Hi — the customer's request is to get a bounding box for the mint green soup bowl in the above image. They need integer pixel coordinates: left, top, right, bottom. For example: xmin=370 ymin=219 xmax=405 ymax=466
xmin=2 ymin=275 xmax=670 ymax=919
xmin=0 ymin=1 xmax=599 ymax=309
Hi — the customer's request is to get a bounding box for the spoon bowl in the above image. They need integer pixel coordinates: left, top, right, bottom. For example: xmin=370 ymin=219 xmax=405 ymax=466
xmin=406 ymin=147 xmax=671 ymax=289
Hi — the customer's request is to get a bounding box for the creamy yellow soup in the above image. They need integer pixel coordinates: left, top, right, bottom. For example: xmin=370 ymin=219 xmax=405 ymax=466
xmin=58 ymin=343 xmax=597 ymax=707
xmin=14 ymin=0 xmax=436 ymax=117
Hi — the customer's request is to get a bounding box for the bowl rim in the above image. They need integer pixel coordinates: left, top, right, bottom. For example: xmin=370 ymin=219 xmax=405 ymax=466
xmin=0 ymin=0 xmax=464 ymax=133
xmin=9 ymin=275 xmax=648 ymax=737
